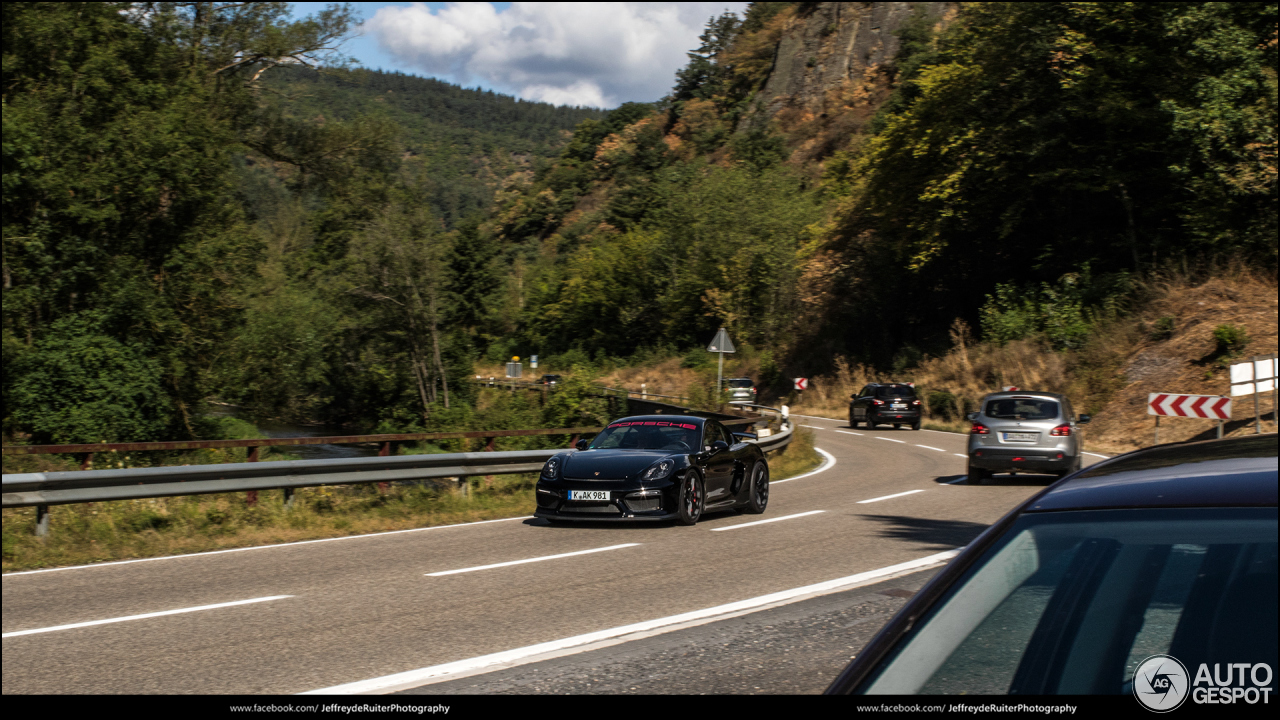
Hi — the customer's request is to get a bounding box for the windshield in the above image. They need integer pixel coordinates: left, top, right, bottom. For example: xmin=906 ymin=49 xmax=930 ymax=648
xmin=862 ymin=508 xmax=1278 ymax=695
xmin=727 ymin=379 xmax=754 ymax=388
xmin=590 ymin=421 xmax=700 ymax=451
xmin=985 ymin=398 xmax=1059 ymax=420
xmin=876 ymin=386 xmax=916 ymax=398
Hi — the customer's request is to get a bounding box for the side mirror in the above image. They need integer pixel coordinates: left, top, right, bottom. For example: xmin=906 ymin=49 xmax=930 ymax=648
xmin=575 ymin=439 xmax=590 ymax=450
xmin=1077 ymin=414 xmax=1091 ymax=425
xmin=710 ymin=440 xmax=729 ymax=454
xmin=966 ymin=412 xmax=979 ymax=421
xmin=850 ymin=394 xmax=858 ymax=400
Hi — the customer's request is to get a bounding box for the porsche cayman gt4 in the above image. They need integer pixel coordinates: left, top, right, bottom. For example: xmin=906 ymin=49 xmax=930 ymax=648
xmin=535 ymin=415 xmax=769 ymax=525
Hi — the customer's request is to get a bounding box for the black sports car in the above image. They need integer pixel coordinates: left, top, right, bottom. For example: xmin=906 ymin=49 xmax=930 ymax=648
xmin=534 ymin=415 xmax=769 ymax=524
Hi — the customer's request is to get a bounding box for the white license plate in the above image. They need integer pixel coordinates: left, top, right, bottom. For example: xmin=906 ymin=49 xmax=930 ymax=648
xmin=891 ymin=403 xmax=907 ymax=409
xmin=569 ymin=490 xmax=610 ymax=501
xmin=1004 ymin=432 xmax=1037 ymax=442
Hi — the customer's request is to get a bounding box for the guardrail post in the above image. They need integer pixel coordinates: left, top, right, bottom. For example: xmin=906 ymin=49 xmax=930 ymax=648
xmin=79 ymin=453 xmax=94 ymax=471
xmin=283 ymin=487 xmax=295 ymax=509
xmin=485 ymin=436 xmax=496 ymax=452
xmin=377 ymin=442 xmax=394 ymax=493
xmin=36 ymin=504 xmax=50 ymax=537
xmin=568 ymin=434 xmax=579 ymax=448
xmin=246 ymin=446 xmax=259 ymax=507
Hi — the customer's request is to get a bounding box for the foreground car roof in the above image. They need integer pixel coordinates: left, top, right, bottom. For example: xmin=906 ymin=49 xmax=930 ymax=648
xmin=1027 ymin=433 xmax=1277 ymax=512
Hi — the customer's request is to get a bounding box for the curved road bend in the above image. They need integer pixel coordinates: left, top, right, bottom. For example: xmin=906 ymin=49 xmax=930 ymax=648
xmin=2 ymin=416 xmax=1105 ymax=694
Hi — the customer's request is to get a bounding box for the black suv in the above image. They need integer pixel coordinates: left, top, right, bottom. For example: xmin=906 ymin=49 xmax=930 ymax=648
xmin=849 ymin=383 xmax=922 ymax=430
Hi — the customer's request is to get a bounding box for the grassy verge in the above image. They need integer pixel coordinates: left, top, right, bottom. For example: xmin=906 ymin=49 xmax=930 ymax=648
xmin=2 ymin=476 xmax=535 ymax=572
xmin=768 ymin=427 xmax=822 ymax=479
xmin=3 ymin=430 xmax=824 ymax=572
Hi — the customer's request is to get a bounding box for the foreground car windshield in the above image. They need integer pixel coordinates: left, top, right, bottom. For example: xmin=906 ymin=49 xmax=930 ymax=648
xmin=985 ymin=398 xmax=1059 ymax=420
xmin=862 ymin=507 xmax=1277 ymax=694
xmin=590 ymin=421 xmax=700 ymax=451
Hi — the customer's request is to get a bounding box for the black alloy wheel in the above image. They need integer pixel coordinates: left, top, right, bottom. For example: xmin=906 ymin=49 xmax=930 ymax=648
xmin=966 ymin=462 xmax=991 ymax=485
xmin=744 ymin=461 xmax=769 ymax=514
xmin=677 ymin=473 xmax=704 ymax=525
xmin=849 ymin=411 xmax=858 ymax=428
xmin=911 ymin=421 xmax=921 ymax=431
xmin=893 ymin=423 xmax=901 ymax=429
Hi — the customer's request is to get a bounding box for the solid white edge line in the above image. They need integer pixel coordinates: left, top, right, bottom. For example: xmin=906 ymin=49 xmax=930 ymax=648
xmin=916 ymin=445 xmax=945 ymax=452
xmin=3 ymin=516 xmax=534 ymax=577
xmin=876 ymin=437 xmax=907 ymax=444
xmin=835 ymin=430 xmax=863 ymax=436
xmin=799 ymin=424 xmax=827 ymax=429
xmin=954 ymin=453 xmax=968 ymax=458
xmin=710 ymin=510 xmax=825 ymax=532
xmin=2 ymin=595 xmax=293 ymax=638
xmin=426 ymin=543 xmax=639 ymax=577
xmin=1083 ymin=452 xmax=1110 ymax=458
xmin=857 ymin=489 xmax=926 ymax=504
xmin=772 ymin=447 xmax=836 ymax=484
xmin=301 ymin=549 xmax=963 ymax=694
xmin=944 ymin=476 xmax=970 ymax=485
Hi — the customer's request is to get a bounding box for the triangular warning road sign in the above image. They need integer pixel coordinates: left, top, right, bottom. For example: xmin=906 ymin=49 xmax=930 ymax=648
xmin=707 ymin=327 xmax=736 ymax=354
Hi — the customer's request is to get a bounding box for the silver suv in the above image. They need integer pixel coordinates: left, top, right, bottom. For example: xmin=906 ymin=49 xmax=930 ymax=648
xmin=725 ymin=378 xmax=756 ymax=404
xmin=965 ymin=391 xmax=1091 ymax=483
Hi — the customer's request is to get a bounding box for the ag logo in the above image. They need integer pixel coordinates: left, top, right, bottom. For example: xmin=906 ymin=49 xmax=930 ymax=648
xmin=1134 ymin=654 xmax=1190 ymax=712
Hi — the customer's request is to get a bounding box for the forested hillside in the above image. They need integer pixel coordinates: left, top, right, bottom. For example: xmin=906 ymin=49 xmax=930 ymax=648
xmin=3 ymin=2 xmax=1276 ymax=449
xmin=487 ymin=2 xmax=1275 ymax=367
xmin=2 ymin=2 xmax=601 ymax=444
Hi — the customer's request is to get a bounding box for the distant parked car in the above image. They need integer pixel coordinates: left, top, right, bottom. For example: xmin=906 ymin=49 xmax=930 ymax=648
xmin=827 ymin=434 xmax=1278 ymax=697
xmin=725 ymin=377 xmax=756 ymax=404
xmin=540 ymin=374 xmax=562 ymax=385
xmin=966 ymin=390 xmax=1090 ymax=482
xmin=849 ymin=383 xmax=921 ymax=430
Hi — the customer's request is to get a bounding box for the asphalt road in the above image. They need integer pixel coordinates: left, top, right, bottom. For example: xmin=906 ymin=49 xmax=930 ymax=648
xmin=2 ymin=415 xmax=1108 ymax=694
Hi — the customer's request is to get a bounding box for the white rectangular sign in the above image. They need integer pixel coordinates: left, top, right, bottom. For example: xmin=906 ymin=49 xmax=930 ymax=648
xmin=1231 ymin=357 xmax=1278 ymax=396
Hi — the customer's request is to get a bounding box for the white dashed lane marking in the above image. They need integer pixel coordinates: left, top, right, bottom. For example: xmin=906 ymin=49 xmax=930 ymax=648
xmin=857 ymin=490 xmax=926 ymax=504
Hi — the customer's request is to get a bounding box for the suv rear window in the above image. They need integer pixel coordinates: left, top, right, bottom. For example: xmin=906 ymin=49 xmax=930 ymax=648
xmin=727 ymin=379 xmax=753 ymax=388
xmin=876 ymin=385 xmax=916 ymax=398
xmin=985 ymin=398 xmax=1060 ymax=421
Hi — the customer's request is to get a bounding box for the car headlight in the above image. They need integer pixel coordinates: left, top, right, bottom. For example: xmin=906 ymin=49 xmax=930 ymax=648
xmin=641 ymin=459 xmax=675 ymax=482
xmin=542 ymin=456 xmax=561 ymax=478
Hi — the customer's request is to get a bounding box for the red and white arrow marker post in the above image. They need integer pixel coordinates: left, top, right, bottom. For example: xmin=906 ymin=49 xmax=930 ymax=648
xmin=1148 ymin=393 xmax=1232 ymax=443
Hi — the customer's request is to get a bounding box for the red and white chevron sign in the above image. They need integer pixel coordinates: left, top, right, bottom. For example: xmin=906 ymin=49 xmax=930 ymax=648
xmin=1148 ymin=393 xmax=1232 ymax=419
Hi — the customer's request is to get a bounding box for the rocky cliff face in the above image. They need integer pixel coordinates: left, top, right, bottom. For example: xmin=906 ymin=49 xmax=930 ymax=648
xmin=743 ymin=2 xmax=953 ymax=164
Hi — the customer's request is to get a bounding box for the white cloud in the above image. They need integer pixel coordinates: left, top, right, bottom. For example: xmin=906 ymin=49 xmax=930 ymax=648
xmin=364 ymin=2 xmax=748 ymax=108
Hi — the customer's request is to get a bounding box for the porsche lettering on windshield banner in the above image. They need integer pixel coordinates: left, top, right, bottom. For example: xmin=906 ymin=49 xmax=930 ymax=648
xmin=607 ymin=421 xmax=698 ymax=430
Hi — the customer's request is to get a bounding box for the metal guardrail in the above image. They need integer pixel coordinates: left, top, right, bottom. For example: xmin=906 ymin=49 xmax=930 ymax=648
xmin=2 ymin=419 xmax=792 ymax=535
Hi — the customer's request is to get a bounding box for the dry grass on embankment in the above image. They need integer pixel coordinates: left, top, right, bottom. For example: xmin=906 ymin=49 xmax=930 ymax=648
xmin=2 ymin=437 xmax=821 ymax=572
xmin=786 ymin=266 xmax=1278 ymax=453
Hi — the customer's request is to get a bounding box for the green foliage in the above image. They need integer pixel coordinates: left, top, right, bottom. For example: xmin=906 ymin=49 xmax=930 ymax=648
xmin=1213 ymin=324 xmax=1250 ymax=357
xmin=1150 ymin=316 xmax=1176 ymax=341
xmin=980 ymin=270 xmax=1106 ymax=351
xmin=9 ymin=316 xmax=175 ymax=444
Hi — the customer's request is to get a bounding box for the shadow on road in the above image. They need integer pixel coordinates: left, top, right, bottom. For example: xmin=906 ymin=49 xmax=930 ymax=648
xmin=860 ymin=514 xmax=990 ymax=549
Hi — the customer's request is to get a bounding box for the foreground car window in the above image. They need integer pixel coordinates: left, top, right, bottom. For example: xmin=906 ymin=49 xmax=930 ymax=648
xmin=876 ymin=386 xmax=916 ymax=398
xmin=863 ymin=508 xmax=1277 ymax=694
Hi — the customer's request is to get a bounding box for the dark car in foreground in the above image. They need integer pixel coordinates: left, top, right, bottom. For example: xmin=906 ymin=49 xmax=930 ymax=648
xmin=827 ymin=434 xmax=1277 ymax=700
xmin=849 ymin=383 xmax=922 ymax=430
xmin=535 ymin=415 xmax=768 ymax=525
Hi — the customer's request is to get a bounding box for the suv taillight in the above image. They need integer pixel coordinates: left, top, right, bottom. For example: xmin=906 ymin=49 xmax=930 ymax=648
xmin=911 ymin=399 xmax=921 ymax=406
xmin=872 ymin=399 xmax=885 ymax=406
xmin=971 ymin=423 xmax=990 ymax=435
xmin=1050 ymin=424 xmax=1072 ymax=437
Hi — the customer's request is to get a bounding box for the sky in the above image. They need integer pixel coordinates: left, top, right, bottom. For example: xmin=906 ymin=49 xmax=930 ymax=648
xmin=289 ymin=2 xmax=748 ymax=109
